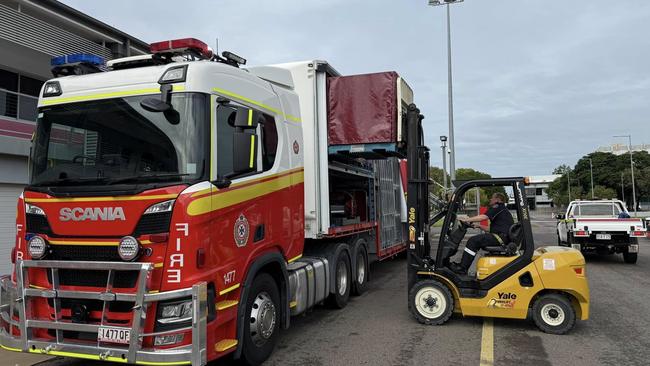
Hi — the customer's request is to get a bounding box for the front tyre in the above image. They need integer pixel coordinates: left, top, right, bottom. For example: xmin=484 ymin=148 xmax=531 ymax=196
xmin=532 ymin=293 xmax=576 ymax=335
xmin=240 ymin=273 xmax=280 ymax=366
xmin=623 ymin=251 xmax=638 ymax=264
xmin=408 ymin=279 xmax=454 ymax=325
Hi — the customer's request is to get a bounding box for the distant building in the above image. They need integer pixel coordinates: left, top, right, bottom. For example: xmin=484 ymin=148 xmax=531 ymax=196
xmin=0 ymin=0 xmax=149 ymax=274
xmin=525 ymin=175 xmax=561 ymax=208
xmin=596 ymin=143 xmax=650 ymax=155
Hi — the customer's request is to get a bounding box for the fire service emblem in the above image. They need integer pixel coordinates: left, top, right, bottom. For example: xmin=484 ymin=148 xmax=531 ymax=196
xmin=234 ymin=214 xmax=250 ymax=247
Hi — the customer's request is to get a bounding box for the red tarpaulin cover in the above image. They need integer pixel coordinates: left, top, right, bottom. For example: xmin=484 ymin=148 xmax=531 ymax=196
xmin=327 ymin=71 xmax=398 ymax=145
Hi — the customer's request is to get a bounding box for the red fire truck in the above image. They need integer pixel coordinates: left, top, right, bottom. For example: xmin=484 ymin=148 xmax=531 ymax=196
xmin=0 ymin=39 xmax=417 ymax=365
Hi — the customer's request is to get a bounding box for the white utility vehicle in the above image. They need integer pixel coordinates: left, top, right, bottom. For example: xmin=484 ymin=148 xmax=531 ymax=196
xmin=556 ymin=200 xmax=646 ymax=264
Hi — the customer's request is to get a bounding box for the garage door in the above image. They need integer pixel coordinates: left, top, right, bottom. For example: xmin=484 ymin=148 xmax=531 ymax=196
xmin=0 ymin=184 xmax=24 ymax=275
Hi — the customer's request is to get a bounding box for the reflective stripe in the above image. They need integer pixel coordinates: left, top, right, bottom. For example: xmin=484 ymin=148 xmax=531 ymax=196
xmin=249 ymin=135 xmax=255 ymax=168
xmin=24 ymin=194 xmax=177 ymax=203
xmin=247 ymin=109 xmax=253 ymax=126
xmin=40 ymin=85 xmax=185 ymax=106
xmin=464 ymin=247 xmax=477 ymax=256
xmin=212 ymin=87 xmax=301 ymax=122
xmin=492 ymin=233 xmax=504 ymax=245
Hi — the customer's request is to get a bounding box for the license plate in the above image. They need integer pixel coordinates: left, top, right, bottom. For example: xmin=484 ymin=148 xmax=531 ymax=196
xmin=596 ymin=234 xmax=611 ymax=240
xmin=629 ymin=244 xmax=639 ymax=253
xmin=98 ymin=326 xmax=130 ymax=344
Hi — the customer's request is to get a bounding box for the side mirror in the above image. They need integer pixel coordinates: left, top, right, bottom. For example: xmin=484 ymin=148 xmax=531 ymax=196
xmin=232 ymin=131 xmax=258 ymax=175
xmin=555 ymin=213 xmax=566 ymax=220
xmin=231 ymin=107 xmax=260 ymax=129
xmin=140 ymin=98 xmax=171 ymax=113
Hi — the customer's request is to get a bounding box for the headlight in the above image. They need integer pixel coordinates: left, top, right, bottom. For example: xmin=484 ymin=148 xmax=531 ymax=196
xmin=157 ymin=300 xmax=193 ymax=324
xmin=143 ymin=199 xmax=175 ymax=215
xmin=28 ymin=236 xmax=48 ymax=259
xmin=118 ymin=236 xmax=140 ymax=261
xmin=25 ymin=203 xmax=45 ymax=216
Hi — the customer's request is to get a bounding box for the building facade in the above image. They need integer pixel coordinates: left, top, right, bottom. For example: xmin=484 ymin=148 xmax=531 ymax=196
xmin=596 ymin=143 xmax=650 ymax=156
xmin=525 ymin=175 xmax=561 ymax=209
xmin=0 ymin=0 xmax=149 ymax=274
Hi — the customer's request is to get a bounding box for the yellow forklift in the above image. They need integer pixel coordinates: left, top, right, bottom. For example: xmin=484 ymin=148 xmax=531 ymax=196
xmin=404 ymin=105 xmax=589 ymax=334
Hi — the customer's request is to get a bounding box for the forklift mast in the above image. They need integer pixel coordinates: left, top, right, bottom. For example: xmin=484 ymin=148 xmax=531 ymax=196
xmin=405 ymin=104 xmax=431 ymax=291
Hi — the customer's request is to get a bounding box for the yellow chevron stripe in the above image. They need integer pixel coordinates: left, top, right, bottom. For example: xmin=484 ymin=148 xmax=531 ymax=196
xmin=24 ymin=194 xmax=177 ymax=203
xmin=218 ymin=283 xmax=240 ymax=296
xmin=187 ymin=170 xmax=304 ymax=216
xmin=189 ymin=167 xmax=304 ymax=198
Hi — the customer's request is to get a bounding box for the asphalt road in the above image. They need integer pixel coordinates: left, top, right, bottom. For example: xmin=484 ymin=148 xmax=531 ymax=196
xmin=4 ymin=217 xmax=650 ymax=366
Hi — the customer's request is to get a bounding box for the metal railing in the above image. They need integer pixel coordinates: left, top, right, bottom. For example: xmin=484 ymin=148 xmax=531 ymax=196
xmin=0 ymin=260 xmax=207 ymax=365
xmin=0 ymin=87 xmax=39 ymax=122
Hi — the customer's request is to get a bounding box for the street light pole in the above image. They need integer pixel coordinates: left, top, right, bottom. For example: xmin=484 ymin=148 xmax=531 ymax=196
xmin=440 ymin=136 xmax=448 ymax=191
xmin=428 ymin=0 xmax=464 ymax=183
xmin=567 ymin=168 xmax=572 ymax=203
xmin=588 ymin=158 xmax=594 ymax=199
xmin=621 ymin=172 xmax=625 ymax=203
xmin=614 ymin=135 xmax=637 ymax=216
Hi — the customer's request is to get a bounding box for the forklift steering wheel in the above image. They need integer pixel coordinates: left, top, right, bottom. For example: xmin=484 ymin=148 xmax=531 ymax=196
xmin=459 ymin=220 xmax=474 ymax=230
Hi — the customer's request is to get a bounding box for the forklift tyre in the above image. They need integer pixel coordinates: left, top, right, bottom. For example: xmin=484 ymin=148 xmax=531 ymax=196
xmin=409 ymin=279 xmax=454 ymax=325
xmin=623 ymin=252 xmax=637 ymax=264
xmin=351 ymin=240 xmax=368 ymax=296
xmin=532 ymin=293 xmax=576 ymax=335
xmin=327 ymin=250 xmax=351 ymax=309
xmin=240 ymin=273 xmax=280 ymax=366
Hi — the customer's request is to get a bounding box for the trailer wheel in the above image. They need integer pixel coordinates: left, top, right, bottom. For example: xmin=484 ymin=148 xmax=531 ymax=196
xmin=408 ymin=279 xmax=454 ymax=325
xmin=532 ymin=293 xmax=576 ymax=335
xmin=327 ymin=250 xmax=351 ymax=309
xmin=240 ymin=273 xmax=280 ymax=366
xmin=623 ymin=252 xmax=638 ymax=264
xmin=351 ymin=241 xmax=368 ymax=296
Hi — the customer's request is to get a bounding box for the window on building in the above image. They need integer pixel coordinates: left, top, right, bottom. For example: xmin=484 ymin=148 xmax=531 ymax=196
xmin=0 ymin=68 xmax=44 ymax=121
xmin=536 ymin=188 xmax=544 ymax=196
xmin=216 ymin=104 xmax=278 ymax=178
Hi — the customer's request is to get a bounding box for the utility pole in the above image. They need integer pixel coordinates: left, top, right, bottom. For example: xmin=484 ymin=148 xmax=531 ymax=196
xmin=621 ymin=172 xmax=625 ymax=203
xmin=614 ymin=135 xmax=637 ymax=216
xmin=428 ymin=0 xmax=464 ymax=183
xmin=589 ymin=158 xmax=594 ymax=199
xmin=566 ymin=168 xmax=572 ymax=203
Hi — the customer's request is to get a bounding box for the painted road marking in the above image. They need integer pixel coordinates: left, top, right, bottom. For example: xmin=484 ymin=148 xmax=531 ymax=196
xmin=480 ymin=318 xmax=494 ymax=366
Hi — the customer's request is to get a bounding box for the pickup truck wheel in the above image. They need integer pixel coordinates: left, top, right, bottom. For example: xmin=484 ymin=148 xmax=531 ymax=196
xmin=623 ymin=252 xmax=638 ymax=264
xmin=409 ymin=279 xmax=454 ymax=325
xmin=327 ymin=250 xmax=351 ymax=309
xmin=240 ymin=273 xmax=280 ymax=366
xmin=532 ymin=293 xmax=576 ymax=335
xmin=351 ymin=240 xmax=368 ymax=296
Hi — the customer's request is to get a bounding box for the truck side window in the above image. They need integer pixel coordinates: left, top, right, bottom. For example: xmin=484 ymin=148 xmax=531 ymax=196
xmin=260 ymin=114 xmax=277 ymax=171
xmin=216 ymin=104 xmax=278 ymax=177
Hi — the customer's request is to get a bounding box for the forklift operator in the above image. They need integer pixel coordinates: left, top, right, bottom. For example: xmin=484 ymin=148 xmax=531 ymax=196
xmin=450 ymin=192 xmax=514 ymax=275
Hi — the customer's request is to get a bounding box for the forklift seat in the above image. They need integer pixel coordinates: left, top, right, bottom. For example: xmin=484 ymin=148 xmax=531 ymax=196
xmin=482 ymin=223 xmax=523 ymax=257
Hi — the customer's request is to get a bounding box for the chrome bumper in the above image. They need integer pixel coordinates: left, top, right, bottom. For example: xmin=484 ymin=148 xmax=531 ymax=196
xmin=0 ymin=260 xmax=207 ymax=365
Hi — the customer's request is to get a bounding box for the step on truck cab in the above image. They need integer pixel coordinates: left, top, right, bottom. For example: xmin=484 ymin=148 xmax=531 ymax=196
xmin=0 ymin=38 xmax=414 ymax=365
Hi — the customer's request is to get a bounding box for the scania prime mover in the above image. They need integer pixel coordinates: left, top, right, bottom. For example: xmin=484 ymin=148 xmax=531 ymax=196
xmin=0 ymin=38 xmax=416 ymax=365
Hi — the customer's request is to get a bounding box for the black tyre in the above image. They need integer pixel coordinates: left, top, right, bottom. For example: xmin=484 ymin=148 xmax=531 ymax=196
xmin=623 ymin=251 xmax=638 ymax=264
xmin=240 ymin=273 xmax=280 ymax=366
xmin=556 ymin=231 xmax=563 ymax=246
xmin=327 ymin=250 xmax=351 ymax=309
xmin=351 ymin=241 xmax=368 ymax=296
xmin=532 ymin=293 xmax=576 ymax=335
xmin=408 ymin=279 xmax=454 ymax=325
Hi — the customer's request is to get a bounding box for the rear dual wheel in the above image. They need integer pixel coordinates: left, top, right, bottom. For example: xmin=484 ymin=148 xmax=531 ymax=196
xmin=351 ymin=241 xmax=368 ymax=296
xmin=327 ymin=250 xmax=352 ymax=309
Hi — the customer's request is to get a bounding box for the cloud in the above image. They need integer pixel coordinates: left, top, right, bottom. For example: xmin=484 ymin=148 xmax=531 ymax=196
xmin=60 ymin=0 xmax=650 ymax=177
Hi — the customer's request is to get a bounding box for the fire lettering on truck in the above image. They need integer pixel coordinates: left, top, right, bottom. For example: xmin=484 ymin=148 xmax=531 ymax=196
xmin=167 ymin=223 xmax=189 ymax=284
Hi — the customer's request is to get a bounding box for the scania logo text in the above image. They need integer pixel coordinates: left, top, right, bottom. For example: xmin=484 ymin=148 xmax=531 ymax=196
xmin=59 ymin=207 xmax=126 ymax=221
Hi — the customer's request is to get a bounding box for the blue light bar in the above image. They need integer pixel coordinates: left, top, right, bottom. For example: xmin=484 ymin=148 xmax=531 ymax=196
xmin=51 ymin=53 xmax=105 ymax=66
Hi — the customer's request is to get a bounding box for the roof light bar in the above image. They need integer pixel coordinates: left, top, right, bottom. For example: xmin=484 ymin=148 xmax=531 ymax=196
xmin=150 ymin=38 xmax=213 ymax=59
xmin=51 ymin=53 xmax=105 ymax=66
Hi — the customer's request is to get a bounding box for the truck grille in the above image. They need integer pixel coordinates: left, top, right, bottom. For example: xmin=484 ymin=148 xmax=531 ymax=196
xmin=133 ymin=212 xmax=172 ymax=236
xmin=26 ymin=213 xmax=52 ymax=235
xmin=47 ymin=269 xmax=138 ymax=288
xmin=50 ymin=245 xmax=121 ymax=261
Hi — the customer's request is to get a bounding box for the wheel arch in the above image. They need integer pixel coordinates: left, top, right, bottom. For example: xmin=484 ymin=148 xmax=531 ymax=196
xmin=233 ymin=251 xmax=289 ymax=359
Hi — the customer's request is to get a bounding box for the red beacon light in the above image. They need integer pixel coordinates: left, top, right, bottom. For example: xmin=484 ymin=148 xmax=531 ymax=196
xmin=150 ymin=38 xmax=213 ymax=59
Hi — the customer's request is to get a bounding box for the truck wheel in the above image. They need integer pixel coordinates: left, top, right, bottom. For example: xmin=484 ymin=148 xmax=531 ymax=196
xmin=351 ymin=241 xmax=368 ymax=296
xmin=240 ymin=273 xmax=280 ymax=366
xmin=623 ymin=252 xmax=638 ymax=264
xmin=327 ymin=250 xmax=351 ymax=309
xmin=532 ymin=293 xmax=576 ymax=335
xmin=408 ymin=279 xmax=454 ymax=325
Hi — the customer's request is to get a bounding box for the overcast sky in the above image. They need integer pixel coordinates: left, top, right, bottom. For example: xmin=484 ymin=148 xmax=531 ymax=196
xmin=60 ymin=0 xmax=650 ymax=177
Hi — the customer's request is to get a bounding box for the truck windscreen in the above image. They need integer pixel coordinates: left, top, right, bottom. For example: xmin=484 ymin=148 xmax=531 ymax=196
xmin=30 ymin=93 xmax=208 ymax=187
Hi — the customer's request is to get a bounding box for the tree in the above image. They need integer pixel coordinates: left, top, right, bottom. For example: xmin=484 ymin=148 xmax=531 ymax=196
xmin=552 ymin=164 xmax=571 ymax=175
xmin=593 ymin=185 xmax=617 ymax=200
